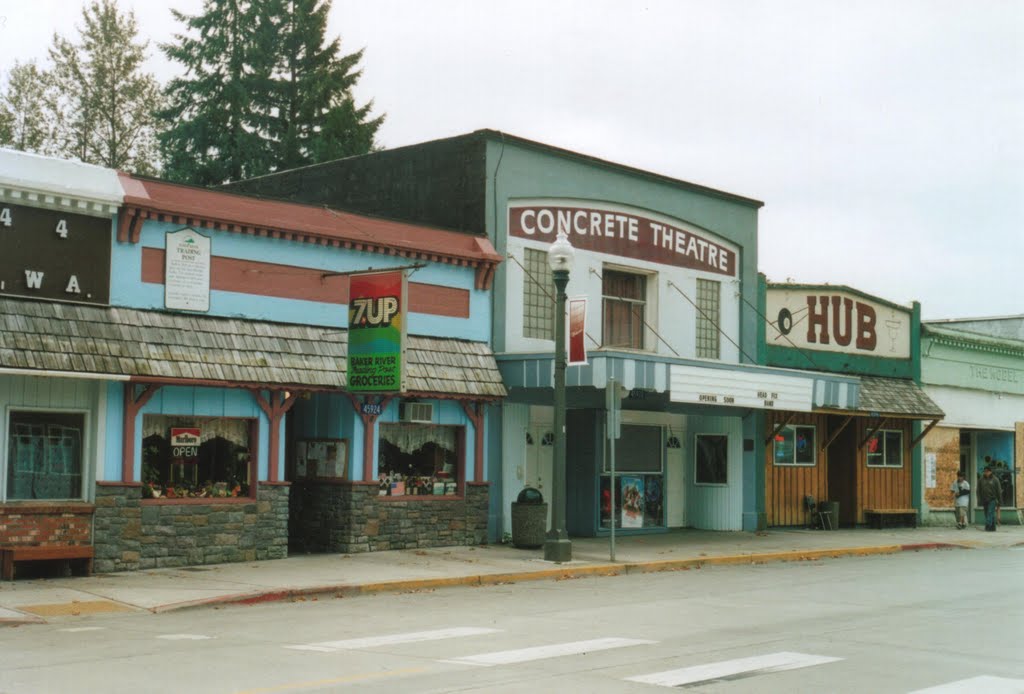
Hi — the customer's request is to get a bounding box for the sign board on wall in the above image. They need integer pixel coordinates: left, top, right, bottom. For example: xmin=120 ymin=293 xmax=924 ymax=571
xmin=766 ymin=287 xmax=911 ymax=359
xmin=169 ymin=427 xmax=201 ymax=464
xmin=165 ymin=228 xmax=211 ymax=312
xmin=0 ymin=202 xmax=112 ymax=304
xmin=508 ymin=201 xmax=738 ymax=277
xmin=347 ymin=270 xmax=407 ymax=393
xmin=670 ymin=364 xmax=814 ymax=411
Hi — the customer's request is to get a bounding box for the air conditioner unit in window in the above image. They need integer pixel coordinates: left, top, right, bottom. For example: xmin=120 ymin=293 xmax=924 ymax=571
xmin=400 ymin=402 xmax=433 ymax=424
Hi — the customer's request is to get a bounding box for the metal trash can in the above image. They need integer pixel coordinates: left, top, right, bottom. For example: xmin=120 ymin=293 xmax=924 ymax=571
xmin=511 ymin=487 xmax=548 ymax=549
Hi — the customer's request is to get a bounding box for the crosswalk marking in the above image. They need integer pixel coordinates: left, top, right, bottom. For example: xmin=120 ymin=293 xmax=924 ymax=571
xmin=909 ymin=675 xmax=1024 ymax=693
xmin=441 ymin=637 xmax=656 ymax=667
xmin=625 ymin=651 xmax=842 ymax=687
xmin=157 ymin=634 xmax=213 ymax=641
xmin=59 ymin=626 xmax=105 ymax=633
xmin=286 ymin=627 xmax=501 ymax=653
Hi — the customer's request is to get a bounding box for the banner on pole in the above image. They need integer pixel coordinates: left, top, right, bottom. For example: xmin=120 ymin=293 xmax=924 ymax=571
xmin=567 ymin=296 xmax=587 ymax=366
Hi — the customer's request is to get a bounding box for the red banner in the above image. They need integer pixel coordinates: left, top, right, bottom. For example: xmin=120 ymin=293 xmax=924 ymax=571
xmin=567 ymin=297 xmax=587 ymax=366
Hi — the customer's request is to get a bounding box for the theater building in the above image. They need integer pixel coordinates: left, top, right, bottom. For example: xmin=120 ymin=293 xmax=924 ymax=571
xmin=762 ymin=282 xmax=944 ymax=527
xmin=230 ymin=130 xmax=835 ymax=536
xmin=0 ymin=148 xmax=503 ymax=573
xmin=920 ymin=317 xmax=1023 ymax=526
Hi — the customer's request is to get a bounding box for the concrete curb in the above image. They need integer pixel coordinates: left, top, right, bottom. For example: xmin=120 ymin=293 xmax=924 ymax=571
xmin=141 ymin=541 xmax=974 ymax=616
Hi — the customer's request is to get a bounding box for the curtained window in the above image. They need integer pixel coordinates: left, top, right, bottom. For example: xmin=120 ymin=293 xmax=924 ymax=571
xmin=602 ymin=270 xmax=647 ymax=349
xmin=6 ymin=411 xmax=85 ymax=500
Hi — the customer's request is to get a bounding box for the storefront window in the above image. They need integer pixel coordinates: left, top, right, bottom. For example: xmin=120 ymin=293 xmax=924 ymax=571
xmin=866 ymin=430 xmax=903 ymax=467
xmin=695 ymin=434 xmax=728 ymax=485
xmin=979 ymin=454 xmax=1015 ymax=508
xmin=773 ymin=425 xmax=816 ymax=466
xmin=600 ymin=424 xmax=664 ymax=529
xmin=141 ymin=415 xmax=252 ymax=498
xmin=6 ymin=411 xmax=85 ymax=500
xmin=378 ymin=423 xmax=460 ymax=496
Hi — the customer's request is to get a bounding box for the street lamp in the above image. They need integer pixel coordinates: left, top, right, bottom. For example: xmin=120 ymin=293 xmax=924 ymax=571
xmin=545 ymin=230 xmax=575 ymax=563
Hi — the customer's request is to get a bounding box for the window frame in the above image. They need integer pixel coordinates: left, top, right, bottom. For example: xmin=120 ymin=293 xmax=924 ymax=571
xmin=4 ymin=406 xmax=90 ymax=502
xmin=601 ymin=266 xmax=652 ymax=351
xmin=694 ymin=433 xmax=729 ymax=486
xmin=695 ymin=278 xmax=721 ymax=360
xmin=522 ymin=247 xmax=554 ymax=340
xmin=772 ymin=424 xmax=817 ymax=467
xmin=865 ymin=429 xmax=904 ymax=468
xmin=377 ymin=422 xmax=466 ymax=498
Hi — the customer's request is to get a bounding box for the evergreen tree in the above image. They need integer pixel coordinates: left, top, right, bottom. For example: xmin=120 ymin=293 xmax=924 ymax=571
xmin=160 ymin=0 xmax=383 ymax=185
xmin=259 ymin=0 xmax=383 ymax=170
xmin=47 ymin=0 xmax=162 ymax=174
xmin=0 ymin=61 xmax=55 ymax=154
xmin=159 ymin=0 xmax=271 ymax=185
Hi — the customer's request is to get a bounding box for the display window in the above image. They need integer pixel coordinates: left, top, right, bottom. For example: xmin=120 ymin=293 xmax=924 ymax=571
xmin=6 ymin=410 xmax=86 ymax=500
xmin=866 ymin=430 xmax=903 ymax=468
xmin=695 ymin=433 xmax=728 ymax=485
xmin=378 ymin=423 xmax=461 ymax=496
xmin=773 ymin=425 xmax=816 ymax=466
xmin=600 ymin=424 xmax=664 ymax=529
xmin=141 ymin=415 xmax=254 ymax=499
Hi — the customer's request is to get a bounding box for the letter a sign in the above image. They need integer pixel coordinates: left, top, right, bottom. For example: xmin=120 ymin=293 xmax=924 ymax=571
xmin=347 ymin=270 xmax=407 ymax=393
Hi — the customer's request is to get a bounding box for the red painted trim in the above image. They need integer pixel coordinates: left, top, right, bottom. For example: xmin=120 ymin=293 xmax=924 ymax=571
xmin=96 ymin=481 xmax=142 ymax=488
xmin=131 ymin=376 xmax=335 ymax=391
xmin=250 ymin=390 xmax=299 ymax=483
xmin=141 ymin=497 xmax=256 ymax=506
xmin=0 ymin=503 xmax=95 ymax=514
xmin=122 ymin=384 xmax=160 ymax=483
xmin=346 ymin=394 xmax=392 ymax=482
xmin=258 ymin=481 xmax=292 ymax=487
xmin=377 ymin=495 xmax=467 ymax=503
xmin=466 ymin=481 xmax=491 ymax=487
xmin=459 ymin=401 xmax=485 ymax=483
xmin=142 ymin=247 xmax=470 ymax=316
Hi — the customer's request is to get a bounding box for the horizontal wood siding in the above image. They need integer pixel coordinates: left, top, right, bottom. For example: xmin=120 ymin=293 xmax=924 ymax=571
xmin=765 ymin=412 xmax=829 ymax=526
xmin=856 ymin=419 xmax=913 ymax=523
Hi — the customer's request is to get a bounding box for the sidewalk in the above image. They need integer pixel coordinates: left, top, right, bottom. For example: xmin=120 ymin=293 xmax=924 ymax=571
xmin=2 ymin=525 xmax=1021 ymax=626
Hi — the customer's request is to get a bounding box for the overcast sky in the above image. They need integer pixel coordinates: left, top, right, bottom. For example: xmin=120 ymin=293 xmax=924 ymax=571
xmin=1 ymin=0 xmax=1021 ymax=320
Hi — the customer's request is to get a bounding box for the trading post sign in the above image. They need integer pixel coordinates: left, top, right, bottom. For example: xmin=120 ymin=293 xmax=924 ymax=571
xmin=347 ymin=270 xmax=407 ymax=393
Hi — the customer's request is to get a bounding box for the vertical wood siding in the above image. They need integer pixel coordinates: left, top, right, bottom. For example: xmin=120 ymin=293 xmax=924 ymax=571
xmin=856 ymin=419 xmax=913 ymax=522
xmin=765 ymin=412 xmax=829 ymax=526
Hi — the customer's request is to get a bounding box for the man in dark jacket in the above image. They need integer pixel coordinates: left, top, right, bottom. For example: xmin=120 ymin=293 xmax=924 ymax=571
xmin=977 ymin=466 xmax=1003 ymax=532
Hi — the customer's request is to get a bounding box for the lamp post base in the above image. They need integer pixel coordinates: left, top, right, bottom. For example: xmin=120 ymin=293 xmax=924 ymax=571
xmin=543 ymin=536 xmax=572 ymax=563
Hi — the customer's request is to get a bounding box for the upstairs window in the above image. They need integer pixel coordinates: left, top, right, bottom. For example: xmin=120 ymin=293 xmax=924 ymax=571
xmin=522 ymin=248 xmax=554 ymax=340
xmin=696 ymin=278 xmax=720 ymax=359
xmin=603 ymin=269 xmax=647 ymax=349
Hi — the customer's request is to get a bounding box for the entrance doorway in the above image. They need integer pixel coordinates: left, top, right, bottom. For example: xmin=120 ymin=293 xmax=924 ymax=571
xmin=826 ymin=415 xmax=857 ymax=527
xmin=525 ymin=425 xmax=554 ymax=528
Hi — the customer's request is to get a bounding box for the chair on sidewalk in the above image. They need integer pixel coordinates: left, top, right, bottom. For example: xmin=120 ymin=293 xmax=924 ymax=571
xmin=804 ymin=495 xmax=833 ymax=530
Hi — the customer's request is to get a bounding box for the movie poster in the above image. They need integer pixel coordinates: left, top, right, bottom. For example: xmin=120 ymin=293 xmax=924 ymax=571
xmin=621 ymin=475 xmax=644 ymax=528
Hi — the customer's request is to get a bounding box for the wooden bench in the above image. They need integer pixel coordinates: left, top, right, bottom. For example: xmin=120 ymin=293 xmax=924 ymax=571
xmin=0 ymin=545 xmax=94 ymax=581
xmin=864 ymin=509 xmax=917 ymax=529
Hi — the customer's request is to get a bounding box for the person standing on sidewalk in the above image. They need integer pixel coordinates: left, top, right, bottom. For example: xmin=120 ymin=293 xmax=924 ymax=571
xmin=977 ymin=466 xmax=1003 ymax=532
xmin=950 ymin=471 xmax=970 ymax=529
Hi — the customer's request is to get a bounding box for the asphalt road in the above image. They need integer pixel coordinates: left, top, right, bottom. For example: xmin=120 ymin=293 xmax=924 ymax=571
xmin=1 ymin=547 xmax=1022 ymax=694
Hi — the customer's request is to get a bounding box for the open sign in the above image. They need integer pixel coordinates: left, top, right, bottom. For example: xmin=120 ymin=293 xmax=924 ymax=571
xmin=170 ymin=428 xmax=201 ymax=464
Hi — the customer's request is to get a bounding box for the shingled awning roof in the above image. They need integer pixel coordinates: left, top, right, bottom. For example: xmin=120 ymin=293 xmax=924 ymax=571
xmin=0 ymin=297 xmax=506 ymax=398
xmin=854 ymin=376 xmax=944 ymax=419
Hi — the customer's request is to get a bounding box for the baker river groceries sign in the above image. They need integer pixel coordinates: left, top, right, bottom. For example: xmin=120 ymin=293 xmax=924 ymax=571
xmin=508 ymin=202 xmax=738 ymax=277
xmin=346 ymin=270 xmax=407 ymax=393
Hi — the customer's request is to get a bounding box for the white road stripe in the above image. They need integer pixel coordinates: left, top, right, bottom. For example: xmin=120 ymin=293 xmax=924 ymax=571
xmin=59 ymin=627 xmax=105 ymax=633
xmin=157 ymin=634 xmax=213 ymax=641
xmin=625 ymin=651 xmax=842 ymax=687
xmin=442 ymin=637 xmax=656 ymax=667
xmin=909 ymin=675 xmax=1024 ymax=693
xmin=286 ymin=627 xmax=501 ymax=652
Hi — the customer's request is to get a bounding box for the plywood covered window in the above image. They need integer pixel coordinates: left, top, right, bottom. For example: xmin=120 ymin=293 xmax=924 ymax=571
xmin=602 ymin=269 xmax=647 ymax=349
xmin=773 ymin=425 xmax=816 ymax=466
xmin=522 ymin=248 xmax=553 ymax=339
xmin=866 ymin=430 xmax=903 ymax=468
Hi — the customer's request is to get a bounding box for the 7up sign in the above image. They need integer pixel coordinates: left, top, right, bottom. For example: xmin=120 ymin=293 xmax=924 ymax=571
xmin=346 ymin=270 xmax=407 ymax=393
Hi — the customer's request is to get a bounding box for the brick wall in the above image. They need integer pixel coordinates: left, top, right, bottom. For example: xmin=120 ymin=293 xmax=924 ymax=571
xmin=93 ymin=483 xmax=289 ymax=573
xmin=0 ymin=503 xmax=93 ymax=546
xmin=291 ymin=481 xmax=489 ymax=554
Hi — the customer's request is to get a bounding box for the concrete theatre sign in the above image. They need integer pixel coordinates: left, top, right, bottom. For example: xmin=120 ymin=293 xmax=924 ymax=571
xmin=766 ymin=287 xmax=911 ymax=359
xmin=508 ymin=201 xmax=738 ymax=277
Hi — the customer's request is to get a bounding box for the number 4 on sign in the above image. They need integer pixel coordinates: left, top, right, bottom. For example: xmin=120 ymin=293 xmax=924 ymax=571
xmin=56 ymin=219 xmax=68 ymax=238
xmin=0 ymin=208 xmax=11 ymax=227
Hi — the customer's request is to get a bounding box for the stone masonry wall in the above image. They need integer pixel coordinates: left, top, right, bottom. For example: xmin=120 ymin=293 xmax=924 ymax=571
xmin=93 ymin=483 xmax=288 ymax=573
xmin=291 ymin=481 xmax=489 ymax=554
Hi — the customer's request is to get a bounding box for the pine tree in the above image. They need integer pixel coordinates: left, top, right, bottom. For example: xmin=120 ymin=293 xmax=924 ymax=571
xmin=0 ymin=61 xmax=55 ymax=154
xmin=47 ymin=0 xmax=162 ymax=174
xmin=159 ymin=0 xmax=383 ymax=185
xmin=259 ymin=0 xmax=383 ymax=170
xmin=159 ymin=0 xmax=272 ymax=185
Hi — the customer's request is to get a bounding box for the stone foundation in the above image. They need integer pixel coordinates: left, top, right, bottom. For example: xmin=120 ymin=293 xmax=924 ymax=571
xmin=290 ymin=481 xmax=489 ymax=553
xmin=93 ymin=483 xmax=289 ymax=573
